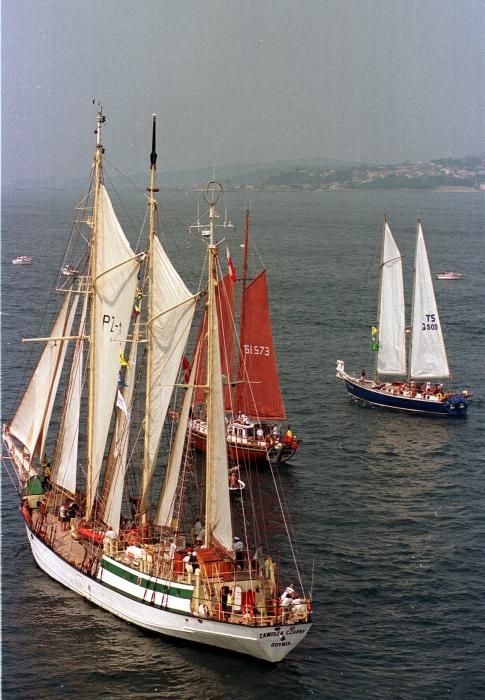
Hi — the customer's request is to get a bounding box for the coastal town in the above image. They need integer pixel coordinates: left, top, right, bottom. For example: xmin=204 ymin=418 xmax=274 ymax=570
xmin=231 ymin=155 xmax=485 ymax=192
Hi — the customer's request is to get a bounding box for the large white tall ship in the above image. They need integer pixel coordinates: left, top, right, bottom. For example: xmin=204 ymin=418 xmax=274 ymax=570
xmin=2 ymin=110 xmax=312 ymax=662
xmin=337 ymin=218 xmax=470 ymax=416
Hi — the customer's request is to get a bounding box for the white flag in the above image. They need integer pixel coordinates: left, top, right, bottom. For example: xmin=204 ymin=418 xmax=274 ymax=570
xmin=116 ymin=389 xmax=129 ymax=417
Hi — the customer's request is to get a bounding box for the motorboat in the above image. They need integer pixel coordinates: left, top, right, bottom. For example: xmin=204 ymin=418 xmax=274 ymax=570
xmin=436 ymin=271 xmax=463 ymax=280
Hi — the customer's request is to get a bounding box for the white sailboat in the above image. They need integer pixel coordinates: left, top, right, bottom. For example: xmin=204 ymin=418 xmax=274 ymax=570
xmin=2 ymin=110 xmax=312 ymax=662
xmin=337 ymin=219 xmax=469 ymax=416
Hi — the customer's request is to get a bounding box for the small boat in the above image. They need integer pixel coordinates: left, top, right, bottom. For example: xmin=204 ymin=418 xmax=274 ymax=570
xmin=336 ymin=218 xmax=469 ymax=417
xmin=62 ymin=264 xmax=79 ymax=276
xmin=2 ymin=110 xmax=312 ymax=663
xmin=436 ymin=271 xmax=463 ymax=280
xmin=188 ymin=209 xmax=301 ymax=465
xmin=12 ymin=256 xmax=32 ymax=265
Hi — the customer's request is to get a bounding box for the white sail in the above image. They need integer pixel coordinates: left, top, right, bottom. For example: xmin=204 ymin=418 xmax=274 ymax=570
xmin=141 ymin=234 xmax=196 ymax=503
xmin=154 ymin=343 xmax=200 ymax=529
xmin=410 ymin=221 xmax=450 ymax=379
xmin=206 ymin=268 xmax=233 ymax=551
xmin=377 ymin=221 xmax=406 ymax=376
xmin=89 ymin=184 xmax=140 ymax=510
xmin=102 ymin=315 xmax=140 ymax=532
xmin=54 ymin=293 xmax=87 ymax=494
xmin=10 ymin=292 xmax=76 ymax=464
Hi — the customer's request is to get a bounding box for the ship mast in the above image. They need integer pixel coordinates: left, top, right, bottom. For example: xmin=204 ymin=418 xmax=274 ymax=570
xmin=407 ymin=219 xmax=419 ymax=385
xmin=86 ymin=106 xmax=105 ymax=520
xmin=374 ymin=216 xmax=386 ymax=383
xmin=204 ymin=182 xmax=222 ymax=547
xmin=140 ymin=115 xmax=158 ymax=522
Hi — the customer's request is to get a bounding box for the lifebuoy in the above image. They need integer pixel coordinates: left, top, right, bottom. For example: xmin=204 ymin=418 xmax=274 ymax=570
xmin=436 ymin=393 xmax=443 ymax=400
xmin=126 ymin=530 xmax=140 ymax=546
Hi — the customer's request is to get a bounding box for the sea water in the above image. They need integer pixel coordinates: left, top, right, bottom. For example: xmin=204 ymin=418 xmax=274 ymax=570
xmin=2 ymin=186 xmax=484 ymax=698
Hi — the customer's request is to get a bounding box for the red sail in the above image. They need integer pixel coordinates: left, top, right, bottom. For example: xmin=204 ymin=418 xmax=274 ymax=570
xmin=217 ymin=273 xmax=235 ymax=410
xmin=191 ymin=273 xmax=234 ymax=411
xmin=236 ymin=270 xmax=286 ymax=420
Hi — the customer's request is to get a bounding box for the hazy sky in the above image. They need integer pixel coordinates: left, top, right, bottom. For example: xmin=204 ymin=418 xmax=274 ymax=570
xmin=3 ymin=0 xmax=485 ymax=184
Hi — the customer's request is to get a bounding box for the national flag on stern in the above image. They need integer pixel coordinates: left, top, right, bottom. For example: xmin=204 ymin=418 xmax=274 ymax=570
xmin=226 ymin=246 xmax=237 ymax=283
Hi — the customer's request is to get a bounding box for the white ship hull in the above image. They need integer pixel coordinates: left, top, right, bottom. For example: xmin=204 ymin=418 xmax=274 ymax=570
xmin=27 ymin=525 xmax=311 ymax=662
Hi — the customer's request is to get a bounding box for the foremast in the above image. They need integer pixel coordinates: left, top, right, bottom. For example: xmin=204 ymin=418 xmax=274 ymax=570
xmin=86 ymin=107 xmax=105 ymax=519
xmin=373 ymin=217 xmax=386 ymax=383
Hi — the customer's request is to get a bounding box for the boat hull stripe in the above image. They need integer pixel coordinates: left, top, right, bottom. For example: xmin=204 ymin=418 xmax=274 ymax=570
xmin=100 ymin=557 xmax=193 ymax=599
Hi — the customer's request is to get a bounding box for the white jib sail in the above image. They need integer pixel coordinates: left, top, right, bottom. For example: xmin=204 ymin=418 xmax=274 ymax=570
xmin=9 ymin=292 xmax=75 ymax=464
xmin=90 ymin=184 xmax=140 ymax=509
xmin=377 ymin=221 xmax=406 ymax=376
xmin=54 ymin=293 xmax=87 ymax=494
xmin=102 ymin=315 xmax=140 ymax=532
xmin=207 ymin=278 xmax=233 ymax=552
xmin=410 ymin=221 xmax=450 ymax=379
xmin=142 ymin=234 xmax=196 ymax=502
xmin=153 ymin=341 xmax=200 ymax=529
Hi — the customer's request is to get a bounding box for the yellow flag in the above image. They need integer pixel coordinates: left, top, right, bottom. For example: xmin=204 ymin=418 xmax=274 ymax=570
xmin=371 ymin=326 xmax=379 ymax=336
xmin=119 ymin=352 xmax=130 ymax=368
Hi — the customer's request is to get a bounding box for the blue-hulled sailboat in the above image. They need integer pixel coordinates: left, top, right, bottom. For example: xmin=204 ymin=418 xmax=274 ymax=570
xmin=336 ymin=219 xmax=469 ymax=417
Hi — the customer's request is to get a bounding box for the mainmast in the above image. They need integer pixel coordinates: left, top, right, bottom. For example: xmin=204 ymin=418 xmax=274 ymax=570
xmin=374 ymin=216 xmax=386 ymax=383
xmin=86 ymin=106 xmax=106 ymax=520
xmin=140 ymin=115 xmax=158 ymax=521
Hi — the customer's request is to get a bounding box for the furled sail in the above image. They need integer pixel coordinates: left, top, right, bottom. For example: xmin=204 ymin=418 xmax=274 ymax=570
xmin=141 ymin=235 xmax=197 ymax=504
xmin=376 ymin=221 xmax=406 ymax=376
xmin=410 ymin=221 xmax=450 ymax=379
xmin=206 ymin=259 xmax=233 ymax=551
xmin=9 ymin=291 xmax=76 ymax=465
xmin=89 ymin=184 xmax=140 ymax=510
xmin=235 ymin=271 xmax=285 ymax=420
xmin=53 ymin=293 xmax=86 ymax=494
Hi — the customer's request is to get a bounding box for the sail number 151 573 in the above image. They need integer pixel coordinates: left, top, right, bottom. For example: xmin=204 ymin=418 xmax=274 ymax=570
xmin=243 ymin=344 xmax=270 ymax=356
xmin=422 ymin=314 xmax=439 ymax=331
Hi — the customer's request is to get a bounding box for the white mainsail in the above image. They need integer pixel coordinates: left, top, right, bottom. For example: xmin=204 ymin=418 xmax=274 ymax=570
xmin=376 ymin=221 xmax=406 ymax=376
xmin=141 ymin=234 xmax=196 ymax=504
xmin=206 ymin=254 xmax=233 ymax=551
xmin=153 ymin=344 xmax=199 ymax=529
xmin=53 ymin=293 xmax=86 ymax=494
xmin=89 ymin=184 xmax=140 ymax=511
xmin=9 ymin=292 xmax=76 ymax=465
xmin=102 ymin=315 xmax=140 ymax=532
xmin=410 ymin=221 xmax=450 ymax=380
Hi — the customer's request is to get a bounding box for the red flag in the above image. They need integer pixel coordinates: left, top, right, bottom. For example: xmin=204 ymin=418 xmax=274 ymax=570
xmin=226 ymin=246 xmax=237 ymax=283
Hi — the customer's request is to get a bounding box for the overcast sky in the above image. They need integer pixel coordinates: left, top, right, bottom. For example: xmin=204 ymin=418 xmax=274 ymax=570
xmin=3 ymin=0 xmax=485 ymax=185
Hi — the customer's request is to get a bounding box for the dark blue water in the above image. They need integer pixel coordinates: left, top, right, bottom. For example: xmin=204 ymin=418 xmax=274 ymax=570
xmin=2 ymin=186 xmax=484 ymax=698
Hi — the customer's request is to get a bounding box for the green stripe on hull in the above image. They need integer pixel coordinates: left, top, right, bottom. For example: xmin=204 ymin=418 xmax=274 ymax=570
xmin=100 ymin=557 xmax=193 ymax=600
